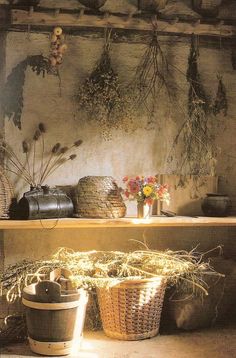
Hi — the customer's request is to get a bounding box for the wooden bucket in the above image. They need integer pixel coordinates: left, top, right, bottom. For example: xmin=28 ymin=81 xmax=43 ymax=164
xmin=22 ymin=281 xmax=88 ymax=356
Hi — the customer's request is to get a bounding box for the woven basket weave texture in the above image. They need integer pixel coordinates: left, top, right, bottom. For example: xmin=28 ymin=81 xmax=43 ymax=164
xmin=97 ymin=277 xmax=166 ymax=340
xmin=0 ymin=167 xmax=14 ymax=218
xmin=75 ymin=176 xmax=126 ymax=219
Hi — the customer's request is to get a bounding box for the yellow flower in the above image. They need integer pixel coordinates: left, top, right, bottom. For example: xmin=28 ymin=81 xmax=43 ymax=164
xmin=143 ymin=185 xmax=153 ymax=197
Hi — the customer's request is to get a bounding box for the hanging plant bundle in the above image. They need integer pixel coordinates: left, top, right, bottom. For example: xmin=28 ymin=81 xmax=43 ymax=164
xmin=186 ymin=35 xmax=209 ymax=118
xmin=77 ymin=29 xmax=125 ymax=138
xmin=182 ymin=35 xmax=214 ymax=174
xmin=128 ymin=30 xmax=170 ymax=126
xmin=2 ymin=55 xmax=56 ymax=130
xmin=231 ymin=47 xmax=236 ymax=70
xmin=213 ymin=75 xmax=228 ymax=117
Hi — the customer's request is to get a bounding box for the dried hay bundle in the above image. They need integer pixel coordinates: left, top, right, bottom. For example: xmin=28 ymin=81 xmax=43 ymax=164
xmin=1 ymin=247 xmax=223 ymax=303
xmin=53 ymin=247 xmax=222 ymax=297
xmin=0 ymin=247 xmax=223 ymax=336
xmin=0 ymin=314 xmax=27 ymax=347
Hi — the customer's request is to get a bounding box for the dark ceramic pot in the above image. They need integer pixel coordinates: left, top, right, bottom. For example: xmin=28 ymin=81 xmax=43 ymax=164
xmin=78 ymin=0 xmax=107 ymax=9
xmin=201 ymin=193 xmax=231 ymax=217
xmin=17 ymin=186 xmax=74 ymax=220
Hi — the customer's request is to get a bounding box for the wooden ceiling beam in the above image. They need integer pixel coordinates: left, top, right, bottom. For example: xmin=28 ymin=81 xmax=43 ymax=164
xmin=6 ymin=8 xmax=236 ymax=38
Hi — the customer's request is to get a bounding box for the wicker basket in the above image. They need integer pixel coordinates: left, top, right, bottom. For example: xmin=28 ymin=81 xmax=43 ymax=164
xmin=192 ymin=0 xmax=222 ymax=16
xmin=0 ymin=167 xmax=14 ymax=218
xmin=75 ymin=176 xmax=126 ymax=219
xmin=97 ymin=277 xmax=166 ymax=340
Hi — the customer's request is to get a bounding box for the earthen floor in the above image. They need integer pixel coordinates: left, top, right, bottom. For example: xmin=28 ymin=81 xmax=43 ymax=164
xmin=1 ymin=325 xmax=236 ymax=358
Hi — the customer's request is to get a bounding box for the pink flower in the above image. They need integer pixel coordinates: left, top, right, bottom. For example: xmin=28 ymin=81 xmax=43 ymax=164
xmin=123 ymin=176 xmax=128 ymax=183
xmin=124 ymin=190 xmax=130 ymax=198
xmin=129 ymin=182 xmax=140 ymax=194
xmin=147 ymin=176 xmax=156 ymax=184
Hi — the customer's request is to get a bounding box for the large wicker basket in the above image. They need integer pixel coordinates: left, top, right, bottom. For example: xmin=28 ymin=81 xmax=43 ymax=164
xmin=0 ymin=167 xmax=14 ymax=218
xmin=75 ymin=176 xmax=126 ymax=219
xmin=97 ymin=277 xmax=166 ymax=340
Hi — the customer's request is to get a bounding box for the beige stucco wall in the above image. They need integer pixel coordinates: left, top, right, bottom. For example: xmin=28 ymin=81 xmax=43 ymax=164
xmin=3 ymin=226 xmax=236 ymax=267
xmin=1 ymin=20 xmax=236 ymax=266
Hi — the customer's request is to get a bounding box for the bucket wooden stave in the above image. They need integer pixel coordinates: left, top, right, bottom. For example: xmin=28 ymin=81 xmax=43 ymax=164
xmin=23 ymin=281 xmax=88 ymax=356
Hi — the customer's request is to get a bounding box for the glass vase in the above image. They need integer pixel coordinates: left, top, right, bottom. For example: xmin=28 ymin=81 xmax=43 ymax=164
xmin=137 ymin=201 xmax=152 ymax=219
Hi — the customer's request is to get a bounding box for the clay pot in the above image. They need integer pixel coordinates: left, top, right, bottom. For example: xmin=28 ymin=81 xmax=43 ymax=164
xmin=192 ymin=0 xmax=222 ymax=17
xmin=138 ymin=0 xmax=168 ymax=12
xmin=78 ymin=0 xmax=107 ymax=9
xmin=201 ymin=193 xmax=231 ymax=217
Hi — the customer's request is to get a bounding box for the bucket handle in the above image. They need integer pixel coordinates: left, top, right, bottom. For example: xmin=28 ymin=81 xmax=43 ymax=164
xmin=35 ymin=280 xmax=61 ymax=302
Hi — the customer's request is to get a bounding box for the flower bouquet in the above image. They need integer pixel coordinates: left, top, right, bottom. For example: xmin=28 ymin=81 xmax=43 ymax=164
xmin=122 ymin=176 xmax=170 ymax=218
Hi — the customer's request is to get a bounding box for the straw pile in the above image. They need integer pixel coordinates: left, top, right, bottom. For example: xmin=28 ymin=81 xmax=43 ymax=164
xmin=1 ymin=247 xmax=223 ymax=303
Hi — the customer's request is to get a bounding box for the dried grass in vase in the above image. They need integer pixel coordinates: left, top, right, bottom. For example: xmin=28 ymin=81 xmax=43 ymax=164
xmin=0 ymin=123 xmax=83 ymax=187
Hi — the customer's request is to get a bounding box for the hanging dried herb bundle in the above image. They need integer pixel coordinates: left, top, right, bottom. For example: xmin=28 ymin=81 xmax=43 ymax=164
xmin=127 ymin=30 xmax=171 ymax=127
xmin=182 ymin=35 xmax=214 ymax=175
xmin=77 ymin=29 xmax=124 ymax=138
xmin=2 ymin=55 xmax=57 ymax=130
xmin=213 ymin=75 xmax=228 ymax=116
xmin=231 ymin=47 xmax=236 ymax=70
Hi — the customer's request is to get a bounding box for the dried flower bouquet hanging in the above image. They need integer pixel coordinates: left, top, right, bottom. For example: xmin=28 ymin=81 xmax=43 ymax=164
xmin=77 ymin=29 xmax=125 ymax=138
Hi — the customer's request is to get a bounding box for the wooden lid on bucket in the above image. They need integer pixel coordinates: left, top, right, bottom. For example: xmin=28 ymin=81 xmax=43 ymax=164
xmin=23 ymin=280 xmax=86 ymax=304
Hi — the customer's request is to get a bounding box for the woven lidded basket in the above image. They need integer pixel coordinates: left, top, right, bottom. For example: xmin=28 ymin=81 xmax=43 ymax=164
xmin=97 ymin=277 xmax=166 ymax=340
xmin=0 ymin=167 xmax=14 ymax=218
xmin=75 ymin=176 xmax=126 ymax=219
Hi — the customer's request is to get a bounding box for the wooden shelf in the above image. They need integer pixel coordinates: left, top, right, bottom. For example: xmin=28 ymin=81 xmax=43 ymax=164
xmin=0 ymin=216 xmax=236 ymax=230
xmin=5 ymin=9 xmax=236 ymax=38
